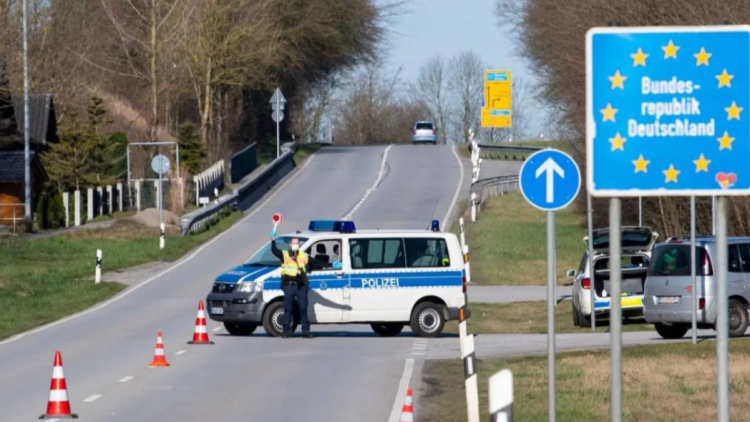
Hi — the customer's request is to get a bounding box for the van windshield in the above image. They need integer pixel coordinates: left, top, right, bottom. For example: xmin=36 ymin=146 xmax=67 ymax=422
xmin=416 ymin=122 xmax=434 ymax=130
xmin=244 ymin=236 xmax=309 ymax=267
xmin=648 ymin=244 xmax=708 ymax=276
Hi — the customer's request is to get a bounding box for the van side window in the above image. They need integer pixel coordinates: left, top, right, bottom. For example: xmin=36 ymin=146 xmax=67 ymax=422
xmin=404 ymin=238 xmax=450 ymax=267
xmin=349 ymin=238 xmax=406 ymax=269
xmin=739 ymin=244 xmax=750 ymax=273
xmin=729 ymin=245 xmax=742 ymax=273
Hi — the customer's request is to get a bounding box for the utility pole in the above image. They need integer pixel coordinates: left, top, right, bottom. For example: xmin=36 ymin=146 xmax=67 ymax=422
xmin=23 ymin=0 xmax=32 ymax=232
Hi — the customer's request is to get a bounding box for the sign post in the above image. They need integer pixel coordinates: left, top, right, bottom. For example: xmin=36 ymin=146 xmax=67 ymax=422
xmin=151 ymin=154 xmax=170 ymax=248
xmin=481 ymin=69 xmax=512 ymax=130
xmin=270 ymin=88 xmax=286 ymax=159
xmin=587 ymin=25 xmax=750 ymax=422
xmin=519 ymin=148 xmax=581 ymax=422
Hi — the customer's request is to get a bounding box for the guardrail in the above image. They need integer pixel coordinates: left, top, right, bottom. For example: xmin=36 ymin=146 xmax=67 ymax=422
xmin=178 ymin=141 xmax=298 ymax=235
xmin=473 ymin=142 xmax=542 ymax=161
xmin=475 ymin=142 xmax=543 ymax=152
xmin=469 ymin=175 xmax=519 ymax=221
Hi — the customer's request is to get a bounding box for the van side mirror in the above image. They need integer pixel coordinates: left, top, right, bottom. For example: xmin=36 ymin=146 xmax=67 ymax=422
xmin=566 ymin=269 xmax=576 ymax=278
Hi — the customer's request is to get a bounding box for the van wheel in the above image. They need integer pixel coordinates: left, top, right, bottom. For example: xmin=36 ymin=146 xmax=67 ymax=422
xmin=728 ymin=299 xmax=749 ymax=338
xmin=371 ymin=323 xmax=404 ymax=337
xmin=654 ymin=322 xmax=689 ymax=339
xmin=263 ymin=302 xmax=296 ymax=337
xmin=224 ymin=322 xmax=257 ymax=336
xmin=410 ymin=302 xmax=446 ymax=338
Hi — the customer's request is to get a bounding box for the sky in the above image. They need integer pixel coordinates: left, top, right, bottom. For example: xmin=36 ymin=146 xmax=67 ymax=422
xmin=379 ymin=0 xmax=551 ymax=138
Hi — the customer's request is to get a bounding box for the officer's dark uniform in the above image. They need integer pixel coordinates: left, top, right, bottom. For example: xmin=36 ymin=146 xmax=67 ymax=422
xmin=270 ymin=239 xmax=331 ymax=338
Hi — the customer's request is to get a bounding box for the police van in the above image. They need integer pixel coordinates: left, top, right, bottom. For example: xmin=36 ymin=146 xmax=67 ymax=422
xmin=205 ymin=220 xmax=469 ymax=338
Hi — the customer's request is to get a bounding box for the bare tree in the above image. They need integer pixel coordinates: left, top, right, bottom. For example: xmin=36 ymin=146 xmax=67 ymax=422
xmin=448 ymin=50 xmax=484 ymax=143
xmin=290 ymin=73 xmax=341 ymax=144
xmin=412 ymin=54 xmax=451 ymax=143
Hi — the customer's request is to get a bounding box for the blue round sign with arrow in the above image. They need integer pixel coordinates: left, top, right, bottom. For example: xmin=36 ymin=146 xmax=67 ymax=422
xmin=519 ymin=148 xmax=581 ymax=211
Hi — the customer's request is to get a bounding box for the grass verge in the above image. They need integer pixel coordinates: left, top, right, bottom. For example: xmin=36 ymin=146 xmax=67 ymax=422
xmin=454 ymin=191 xmax=584 ymax=285
xmin=258 ymin=141 xmax=325 ymax=165
xmin=443 ymin=302 xmax=653 ymax=334
xmin=420 ymin=340 xmax=750 ymax=421
xmin=0 ymin=207 xmax=244 ymax=340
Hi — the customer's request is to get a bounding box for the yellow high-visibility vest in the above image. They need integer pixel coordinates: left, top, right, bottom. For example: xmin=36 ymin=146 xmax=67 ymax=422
xmin=281 ymin=250 xmax=308 ymax=277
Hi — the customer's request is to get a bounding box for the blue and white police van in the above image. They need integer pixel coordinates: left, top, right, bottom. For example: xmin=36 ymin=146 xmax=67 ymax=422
xmin=205 ymin=220 xmax=469 ymax=337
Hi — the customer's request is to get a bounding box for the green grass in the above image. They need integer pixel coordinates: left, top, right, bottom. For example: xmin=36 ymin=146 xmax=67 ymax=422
xmin=420 ymin=340 xmax=750 ymax=422
xmin=443 ymin=302 xmax=654 ymax=335
xmin=453 ymin=191 xmax=585 ymax=285
xmin=0 ymin=208 xmax=244 ymax=340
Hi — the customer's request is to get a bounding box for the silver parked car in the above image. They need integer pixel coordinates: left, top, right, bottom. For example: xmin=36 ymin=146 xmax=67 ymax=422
xmin=643 ymin=235 xmax=750 ymax=339
xmin=412 ymin=121 xmax=437 ymax=144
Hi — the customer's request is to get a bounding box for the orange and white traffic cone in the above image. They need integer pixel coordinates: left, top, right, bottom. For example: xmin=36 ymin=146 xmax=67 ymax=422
xmin=399 ymin=387 xmax=414 ymax=422
xmin=148 ymin=332 xmax=170 ymax=367
xmin=40 ymin=351 xmax=78 ymax=419
xmin=187 ymin=300 xmax=214 ymax=344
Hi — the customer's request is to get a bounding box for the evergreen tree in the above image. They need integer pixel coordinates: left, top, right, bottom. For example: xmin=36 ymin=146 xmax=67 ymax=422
xmin=107 ymin=131 xmax=129 ymax=181
xmin=0 ymin=60 xmax=18 ymax=147
xmin=81 ymin=96 xmax=118 ymax=186
xmin=177 ymin=122 xmax=207 ymax=175
xmin=41 ymin=109 xmax=88 ymax=191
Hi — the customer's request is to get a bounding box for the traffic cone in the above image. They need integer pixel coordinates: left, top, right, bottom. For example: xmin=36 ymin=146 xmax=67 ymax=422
xmin=187 ymin=300 xmax=214 ymax=344
xmin=399 ymin=388 xmax=414 ymax=422
xmin=40 ymin=351 xmax=78 ymax=419
xmin=148 ymin=332 xmax=170 ymax=367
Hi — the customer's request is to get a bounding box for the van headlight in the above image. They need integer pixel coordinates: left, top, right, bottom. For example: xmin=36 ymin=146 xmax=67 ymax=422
xmin=238 ymin=281 xmax=261 ymax=293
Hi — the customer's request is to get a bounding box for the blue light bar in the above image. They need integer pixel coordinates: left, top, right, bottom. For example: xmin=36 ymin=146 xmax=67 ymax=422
xmin=431 ymin=219 xmax=440 ymax=232
xmin=308 ymin=220 xmax=357 ymax=233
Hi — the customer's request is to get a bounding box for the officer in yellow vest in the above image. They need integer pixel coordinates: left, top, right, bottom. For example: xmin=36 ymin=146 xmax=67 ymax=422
xmin=270 ymin=231 xmax=339 ymax=338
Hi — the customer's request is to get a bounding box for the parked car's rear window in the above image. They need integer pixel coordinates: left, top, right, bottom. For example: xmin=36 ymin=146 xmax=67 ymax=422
xmin=593 ymin=231 xmax=652 ymax=250
xmin=648 ymin=244 xmax=708 ymax=276
xmin=594 ymin=255 xmax=650 ymax=271
xmin=415 ymin=122 xmax=434 ymax=130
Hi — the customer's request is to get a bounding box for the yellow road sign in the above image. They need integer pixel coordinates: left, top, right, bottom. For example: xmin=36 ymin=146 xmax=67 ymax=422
xmin=481 ymin=108 xmax=511 ymax=128
xmin=484 ymin=69 xmax=512 ymax=110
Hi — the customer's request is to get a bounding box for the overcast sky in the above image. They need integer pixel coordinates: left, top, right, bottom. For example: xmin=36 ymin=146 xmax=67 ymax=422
xmin=380 ymin=0 xmax=552 ymax=138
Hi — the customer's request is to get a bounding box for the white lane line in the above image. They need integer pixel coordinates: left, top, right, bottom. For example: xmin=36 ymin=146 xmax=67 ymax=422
xmin=388 ymin=358 xmax=415 ymax=422
xmin=443 ymin=144 xmax=466 ymax=225
xmin=175 ymin=349 xmax=187 ymax=355
xmin=213 ymin=326 xmax=222 ymax=332
xmin=342 ymin=144 xmax=393 ymax=221
xmin=118 ymin=376 xmax=134 ymax=383
xmin=84 ymin=394 xmax=102 ymax=402
xmin=0 ymin=153 xmax=320 ymax=347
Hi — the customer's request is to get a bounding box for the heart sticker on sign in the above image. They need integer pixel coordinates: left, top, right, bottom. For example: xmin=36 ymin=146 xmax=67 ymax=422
xmin=715 ymin=172 xmax=737 ymax=189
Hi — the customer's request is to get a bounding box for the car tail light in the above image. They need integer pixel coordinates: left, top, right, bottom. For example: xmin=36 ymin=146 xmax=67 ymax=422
xmin=699 ymin=298 xmax=705 ymax=310
xmin=581 ymin=278 xmax=591 ymax=289
xmin=432 ymin=129 xmax=436 ymax=134
xmin=413 ymin=129 xmax=417 ymax=134
xmin=462 ymin=275 xmax=467 ymax=293
xmin=702 ymin=252 xmax=713 ymax=276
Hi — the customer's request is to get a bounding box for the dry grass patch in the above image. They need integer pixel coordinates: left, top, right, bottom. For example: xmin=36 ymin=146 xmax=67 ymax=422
xmin=420 ymin=340 xmax=750 ymax=422
xmin=443 ymin=302 xmax=653 ymax=335
xmin=454 ymin=191 xmax=585 ymax=286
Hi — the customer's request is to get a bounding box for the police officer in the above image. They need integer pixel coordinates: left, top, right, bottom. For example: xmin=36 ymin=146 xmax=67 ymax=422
xmin=270 ymin=230 xmax=341 ymax=338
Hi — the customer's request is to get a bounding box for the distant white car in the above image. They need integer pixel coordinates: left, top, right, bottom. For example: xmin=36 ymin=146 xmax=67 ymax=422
xmin=412 ymin=121 xmax=437 ymax=144
xmin=568 ymin=226 xmax=658 ymax=327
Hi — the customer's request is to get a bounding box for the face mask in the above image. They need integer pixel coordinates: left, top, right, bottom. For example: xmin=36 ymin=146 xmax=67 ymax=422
xmin=290 ymin=243 xmax=299 ymax=252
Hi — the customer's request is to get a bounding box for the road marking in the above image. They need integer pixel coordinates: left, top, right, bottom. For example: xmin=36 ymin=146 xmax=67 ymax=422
xmin=0 ymin=152 xmax=320 ymax=347
xmin=175 ymin=350 xmax=186 ymax=355
xmin=84 ymin=394 xmax=102 ymax=402
xmin=213 ymin=326 xmax=222 ymax=332
xmin=443 ymin=144 xmax=466 ymax=225
xmin=387 ymin=358 xmax=415 ymax=422
xmin=342 ymin=144 xmax=393 ymax=220
xmin=118 ymin=376 xmax=134 ymax=383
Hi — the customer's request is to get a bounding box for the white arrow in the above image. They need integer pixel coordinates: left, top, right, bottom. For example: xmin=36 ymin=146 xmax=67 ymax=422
xmin=535 ymin=157 xmax=565 ymax=203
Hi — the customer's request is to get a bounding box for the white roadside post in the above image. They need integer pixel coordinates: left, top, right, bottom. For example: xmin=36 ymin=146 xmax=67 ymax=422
xmin=63 ymin=192 xmax=69 ymax=228
xmin=585 ymin=24 xmax=745 ymax=422
xmin=462 ymin=333 xmax=480 ymax=422
xmin=518 ymin=148 xmax=581 ymax=422
xmin=151 ymin=153 xmax=170 ymax=249
xmin=471 ymin=193 xmax=477 ymax=222
xmin=95 ymin=249 xmax=102 ymax=284
xmin=464 ymin=244 xmax=471 ymax=284
xmin=160 ymin=223 xmax=165 ymax=250
xmin=489 ymin=369 xmax=514 ymax=422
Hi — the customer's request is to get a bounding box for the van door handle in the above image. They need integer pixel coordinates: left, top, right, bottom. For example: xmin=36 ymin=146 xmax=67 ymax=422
xmin=335 ymin=271 xmax=344 ymax=278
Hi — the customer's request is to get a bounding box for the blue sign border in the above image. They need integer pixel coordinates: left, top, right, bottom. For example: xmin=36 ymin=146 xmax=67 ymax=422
xmin=518 ymin=148 xmax=582 ymax=212
xmin=586 ymin=25 xmax=750 ymax=197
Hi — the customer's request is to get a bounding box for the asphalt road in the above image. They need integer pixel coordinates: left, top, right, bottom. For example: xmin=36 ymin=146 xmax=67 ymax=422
xmin=0 ymin=144 xmax=474 ymax=422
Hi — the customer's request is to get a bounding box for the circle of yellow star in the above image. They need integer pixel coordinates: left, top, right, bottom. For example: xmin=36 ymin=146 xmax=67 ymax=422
xmin=693 ymin=154 xmax=711 ymax=172
xmin=662 ymin=40 xmax=679 ymax=59
xmin=716 ymin=69 xmax=734 ymax=88
xmin=600 ymin=103 xmax=618 ymax=122
xmin=717 ymin=131 xmax=735 ymax=150
xmin=726 ymin=102 xmax=743 ymax=120
xmin=631 ymin=48 xmax=648 ymax=67
xmin=632 ymin=154 xmax=649 ymax=173
xmin=609 ymin=132 xmax=627 ymax=151
xmin=663 ymin=164 xmax=680 ymax=183
xmin=694 ymin=47 xmax=712 ymax=66
xmin=609 ymin=70 xmax=627 ymax=90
